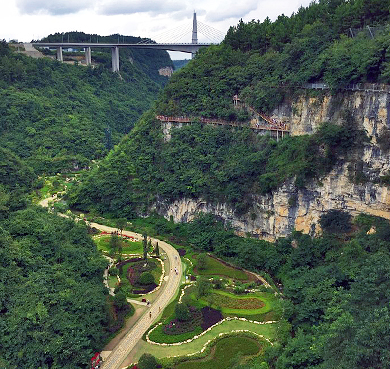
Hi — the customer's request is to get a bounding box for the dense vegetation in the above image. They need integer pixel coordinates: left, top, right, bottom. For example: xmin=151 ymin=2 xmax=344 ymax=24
xmin=0 ymin=150 xmax=111 ymax=368
xmin=68 ymin=109 xmax=366 ymax=216
xmin=157 ymin=0 xmax=390 ymax=119
xmin=125 ymin=211 xmax=390 ymax=369
xmin=0 ymin=38 xmax=171 ymax=174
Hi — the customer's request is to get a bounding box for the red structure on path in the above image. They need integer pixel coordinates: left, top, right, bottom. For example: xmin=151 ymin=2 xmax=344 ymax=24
xmin=91 ymin=352 xmax=102 ymax=368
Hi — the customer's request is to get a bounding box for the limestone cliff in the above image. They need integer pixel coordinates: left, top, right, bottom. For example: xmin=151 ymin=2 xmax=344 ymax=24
xmin=154 ymin=87 xmax=390 ymax=240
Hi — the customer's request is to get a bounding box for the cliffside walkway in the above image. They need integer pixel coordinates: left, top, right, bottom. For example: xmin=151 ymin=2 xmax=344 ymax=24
xmin=156 ymin=115 xmax=290 ymax=138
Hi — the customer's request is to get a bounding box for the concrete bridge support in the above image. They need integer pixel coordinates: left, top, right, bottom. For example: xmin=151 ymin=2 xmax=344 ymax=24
xmin=85 ymin=47 xmax=92 ymax=65
xmin=56 ymin=47 xmax=63 ymax=61
xmin=111 ymin=46 xmax=119 ymax=72
xmin=191 ymin=12 xmax=198 ymax=59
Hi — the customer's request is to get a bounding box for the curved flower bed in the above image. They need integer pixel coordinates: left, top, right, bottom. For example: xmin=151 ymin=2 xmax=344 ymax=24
xmin=146 ymin=317 xmax=277 ymax=346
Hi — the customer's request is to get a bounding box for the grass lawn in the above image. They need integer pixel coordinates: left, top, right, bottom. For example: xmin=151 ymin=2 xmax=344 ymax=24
xmin=174 ymin=335 xmax=261 ymax=369
xmin=195 ymin=255 xmax=249 ymax=281
xmin=94 ymin=236 xmax=143 ymax=255
xmin=132 ymin=319 xmax=277 ymax=362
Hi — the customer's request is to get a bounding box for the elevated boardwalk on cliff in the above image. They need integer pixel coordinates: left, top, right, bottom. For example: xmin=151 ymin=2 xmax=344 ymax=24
xmin=156 ymin=115 xmax=290 ymax=141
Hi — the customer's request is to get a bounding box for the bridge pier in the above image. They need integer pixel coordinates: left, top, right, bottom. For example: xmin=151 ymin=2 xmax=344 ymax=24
xmin=111 ymin=46 xmax=119 ymax=72
xmin=85 ymin=47 xmax=92 ymax=65
xmin=192 ymin=12 xmax=198 ymax=59
xmin=56 ymin=47 xmax=63 ymax=62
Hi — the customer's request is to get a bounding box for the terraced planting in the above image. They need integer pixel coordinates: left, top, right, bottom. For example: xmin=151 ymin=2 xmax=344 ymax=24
xmin=206 ymin=291 xmax=265 ymax=309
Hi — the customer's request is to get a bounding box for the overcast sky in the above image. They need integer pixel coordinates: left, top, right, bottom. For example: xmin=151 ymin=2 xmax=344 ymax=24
xmin=1 ymin=0 xmax=313 ymax=59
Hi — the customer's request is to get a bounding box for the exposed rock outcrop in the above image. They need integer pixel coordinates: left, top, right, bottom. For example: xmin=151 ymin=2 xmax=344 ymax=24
xmin=154 ymin=88 xmax=390 ymax=240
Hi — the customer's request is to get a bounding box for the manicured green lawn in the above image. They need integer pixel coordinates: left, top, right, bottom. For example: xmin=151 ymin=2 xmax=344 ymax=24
xmin=195 ymin=255 xmax=249 ymax=280
xmin=94 ymin=235 xmax=143 ymax=254
xmin=174 ymin=336 xmax=261 ymax=369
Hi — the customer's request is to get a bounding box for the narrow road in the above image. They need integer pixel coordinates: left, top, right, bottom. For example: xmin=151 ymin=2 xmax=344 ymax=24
xmin=38 ymin=196 xmax=181 ymax=369
xmin=94 ymin=224 xmax=181 ymax=369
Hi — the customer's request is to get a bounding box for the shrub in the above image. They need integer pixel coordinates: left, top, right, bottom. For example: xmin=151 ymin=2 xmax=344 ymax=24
xmin=319 ymin=209 xmax=352 ymax=234
xmin=138 ymin=272 xmax=155 ymax=285
xmin=109 ymin=266 xmax=119 ymax=276
xmin=175 ymin=303 xmax=190 ymax=321
xmin=196 ymin=277 xmax=212 ymax=298
xmin=138 ymin=353 xmax=158 ymax=369
xmin=197 ymin=253 xmax=208 ymax=270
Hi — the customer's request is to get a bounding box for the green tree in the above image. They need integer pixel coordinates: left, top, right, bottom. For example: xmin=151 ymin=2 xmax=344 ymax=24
xmin=138 ymin=272 xmax=155 ymax=285
xmin=196 ymin=277 xmax=212 ymax=298
xmin=320 ymin=209 xmax=352 ymax=234
xmin=143 ymin=233 xmax=148 ymax=260
xmin=197 ymin=252 xmax=208 ymax=270
xmin=154 ymin=241 xmax=160 ymax=257
xmin=116 ymin=217 xmax=127 ymax=235
xmin=113 ymin=291 xmax=128 ymax=311
xmin=109 ymin=232 xmax=121 ymax=257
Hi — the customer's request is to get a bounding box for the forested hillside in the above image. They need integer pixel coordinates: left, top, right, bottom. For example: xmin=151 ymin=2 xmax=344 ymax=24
xmin=158 ymin=0 xmax=390 ymax=119
xmin=68 ymin=0 xmax=390 ymax=218
xmin=0 ymin=150 xmax=110 ymax=368
xmin=0 ymin=37 xmax=171 ymax=174
xmin=68 ymin=110 xmax=367 ymax=217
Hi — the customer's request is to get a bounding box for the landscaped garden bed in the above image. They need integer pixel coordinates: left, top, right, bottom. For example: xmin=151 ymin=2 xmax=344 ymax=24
xmin=117 ymin=257 xmax=162 ymax=295
xmin=163 ymin=307 xmax=203 ymax=335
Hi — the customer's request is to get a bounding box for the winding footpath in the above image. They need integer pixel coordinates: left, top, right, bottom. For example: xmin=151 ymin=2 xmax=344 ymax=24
xmin=39 ymin=197 xmax=182 ymax=369
xmin=90 ymin=223 xmax=182 ymax=369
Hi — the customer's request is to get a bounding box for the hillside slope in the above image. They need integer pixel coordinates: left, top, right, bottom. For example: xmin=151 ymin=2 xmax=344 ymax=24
xmin=68 ymin=0 xmax=390 ymax=239
xmin=0 ymin=37 xmax=171 ymax=174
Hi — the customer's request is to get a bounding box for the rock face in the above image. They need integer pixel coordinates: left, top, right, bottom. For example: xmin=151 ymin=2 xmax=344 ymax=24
xmin=154 ymin=88 xmax=390 ymax=240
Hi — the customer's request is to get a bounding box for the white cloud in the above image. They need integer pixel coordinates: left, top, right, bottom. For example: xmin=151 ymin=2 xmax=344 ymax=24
xmin=206 ymin=0 xmax=259 ymax=22
xmin=15 ymin=0 xmax=94 ymax=15
xmin=97 ymin=0 xmax=186 ymax=16
xmin=1 ymin=0 xmax=314 ymax=54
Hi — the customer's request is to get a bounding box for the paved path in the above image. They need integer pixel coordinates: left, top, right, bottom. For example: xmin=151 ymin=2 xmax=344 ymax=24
xmin=94 ymin=225 xmax=181 ymax=369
